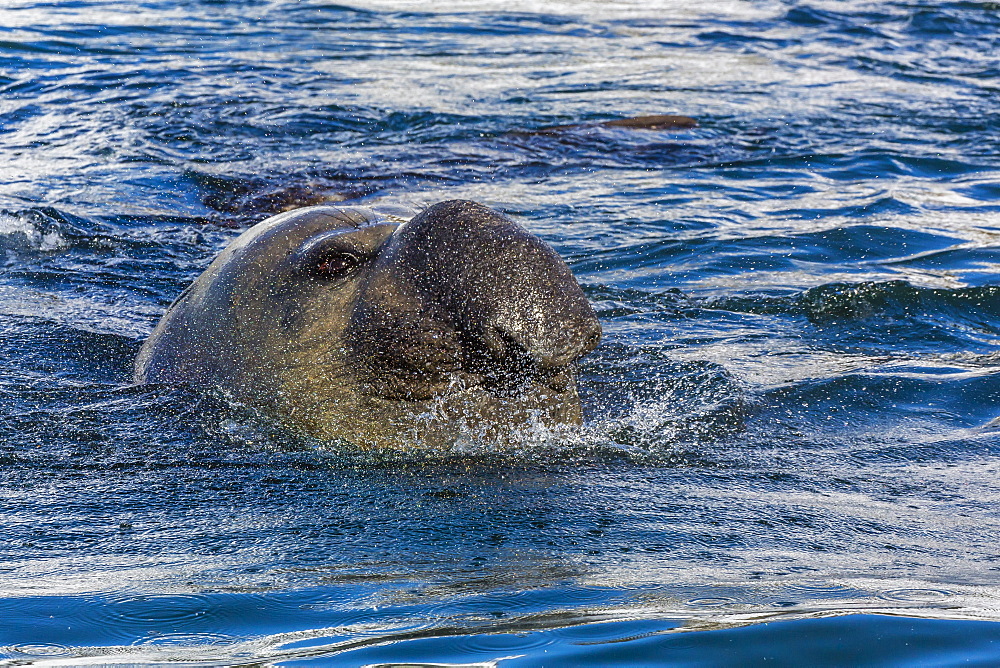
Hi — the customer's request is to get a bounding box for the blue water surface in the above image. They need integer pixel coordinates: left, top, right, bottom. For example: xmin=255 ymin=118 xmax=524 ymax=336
xmin=3 ymin=0 xmax=1000 ymax=664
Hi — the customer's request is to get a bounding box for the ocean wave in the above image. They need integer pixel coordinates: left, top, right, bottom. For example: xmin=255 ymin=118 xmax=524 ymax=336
xmin=0 ymin=210 xmax=69 ymax=253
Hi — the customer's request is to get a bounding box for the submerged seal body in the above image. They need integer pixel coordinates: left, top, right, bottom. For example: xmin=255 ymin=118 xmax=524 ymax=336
xmin=134 ymin=200 xmax=601 ymax=448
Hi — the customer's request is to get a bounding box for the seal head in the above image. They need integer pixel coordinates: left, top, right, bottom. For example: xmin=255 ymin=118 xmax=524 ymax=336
xmin=135 ymin=200 xmax=601 ymax=447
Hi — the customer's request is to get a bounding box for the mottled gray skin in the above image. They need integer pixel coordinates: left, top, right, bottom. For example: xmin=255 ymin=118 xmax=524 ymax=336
xmin=134 ymin=200 xmax=601 ymax=448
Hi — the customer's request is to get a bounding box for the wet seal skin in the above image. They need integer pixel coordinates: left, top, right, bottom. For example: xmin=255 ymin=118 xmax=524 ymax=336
xmin=134 ymin=200 xmax=602 ymax=448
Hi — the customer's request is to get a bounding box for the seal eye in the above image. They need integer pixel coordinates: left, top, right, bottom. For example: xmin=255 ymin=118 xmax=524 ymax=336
xmin=313 ymin=251 xmax=360 ymax=278
xmin=290 ymin=225 xmax=393 ymax=280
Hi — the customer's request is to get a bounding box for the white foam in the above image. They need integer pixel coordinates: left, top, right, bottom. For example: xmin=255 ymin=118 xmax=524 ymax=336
xmin=0 ymin=213 xmax=69 ymax=252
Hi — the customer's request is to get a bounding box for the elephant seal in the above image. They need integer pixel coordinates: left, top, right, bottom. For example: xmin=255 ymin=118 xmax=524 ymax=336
xmin=134 ymin=200 xmax=601 ymax=448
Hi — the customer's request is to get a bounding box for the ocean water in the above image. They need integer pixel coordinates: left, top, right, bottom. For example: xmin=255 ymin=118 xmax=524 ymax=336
xmin=3 ymin=0 xmax=1000 ymax=664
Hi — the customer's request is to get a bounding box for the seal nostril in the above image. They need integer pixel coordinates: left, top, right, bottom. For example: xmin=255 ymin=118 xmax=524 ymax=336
xmin=459 ymin=328 xmax=539 ymax=396
xmin=465 ymin=307 xmax=600 ymax=383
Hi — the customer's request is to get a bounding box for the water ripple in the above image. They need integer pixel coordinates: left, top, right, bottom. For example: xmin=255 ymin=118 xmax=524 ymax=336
xmin=879 ymin=588 xmax=956 ymax=603
xmin=105 ymin=593 xmax=214 ymax=627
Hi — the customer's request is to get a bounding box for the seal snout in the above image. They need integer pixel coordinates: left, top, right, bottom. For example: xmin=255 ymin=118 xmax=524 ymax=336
xmin=476 ymin=301 xmax=602 ymax=373
xmin=467 ymin=314 xmax=600 ymax=397
xmin=348 ymin=199 xmax=601 ymax=399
